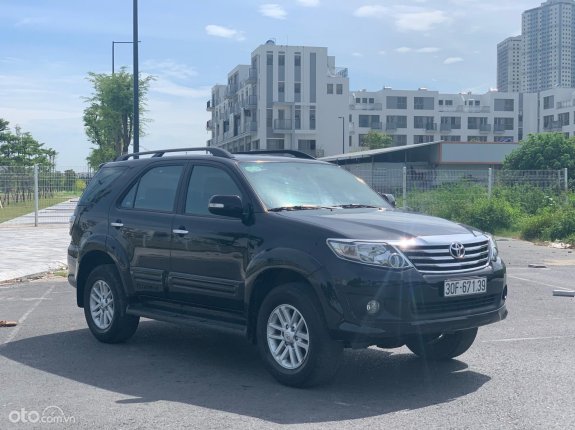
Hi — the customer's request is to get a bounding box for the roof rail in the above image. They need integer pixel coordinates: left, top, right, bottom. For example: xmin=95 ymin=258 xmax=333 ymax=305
xmin=232 ymin=150 xmax=315 ymax=160
xmin=115 ymin=147 xmax=233 ymax=161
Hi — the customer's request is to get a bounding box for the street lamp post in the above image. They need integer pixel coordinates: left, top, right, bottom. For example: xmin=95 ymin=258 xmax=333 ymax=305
xmin=338 ymin=116 xmax=345 ymax=154
xmin=112 ymin=41 xmax=133 ymax=75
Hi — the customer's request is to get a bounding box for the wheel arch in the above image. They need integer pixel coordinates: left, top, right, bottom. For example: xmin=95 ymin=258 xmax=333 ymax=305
xmin=76 ymin=251 xmax=117 ymax=308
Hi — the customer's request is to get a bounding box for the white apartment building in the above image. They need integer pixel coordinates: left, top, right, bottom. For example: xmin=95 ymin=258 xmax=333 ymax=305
xmin=347 ymin=88 xmax=521 ymax=152
xmin=522 ymin=0 xmax=575 ymax=93
xmin=522 ymin=88 xmax=575 ymax=136
xmin=207 ymin=41 xmax=349 ymax=157
xmin=497 ymin=36 xmax=522 ymax=92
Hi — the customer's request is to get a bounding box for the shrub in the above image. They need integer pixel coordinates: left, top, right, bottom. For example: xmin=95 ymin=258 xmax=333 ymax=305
xmin=464 ymin=197 xmax=519 ymax=233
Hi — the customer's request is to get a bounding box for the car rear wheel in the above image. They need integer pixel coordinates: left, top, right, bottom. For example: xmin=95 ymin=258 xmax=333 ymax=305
xmin=84 ymin=264 xmax=139 ymax=343
xmin=256 ymin=283 xmax=342 ymax=387
xmin=405 ymin=327 xmax=478 ymax=360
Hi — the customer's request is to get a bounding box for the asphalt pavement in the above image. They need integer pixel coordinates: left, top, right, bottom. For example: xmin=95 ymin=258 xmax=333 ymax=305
xmin=0 ymin=241 xmax=574 ymax=429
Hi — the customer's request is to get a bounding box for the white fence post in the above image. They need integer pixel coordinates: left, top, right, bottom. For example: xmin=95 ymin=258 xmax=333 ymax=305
xmin=402 ymin=166 xmax=407 ymax=209
xmin=34 ymin=164 xmax=39 ymax=227
xmin=488 ymin=168 xmax=493 ymax=199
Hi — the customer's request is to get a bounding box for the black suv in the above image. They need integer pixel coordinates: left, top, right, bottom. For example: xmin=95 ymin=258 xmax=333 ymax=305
xmin=68 ymin=148 xmax=507 ymax=387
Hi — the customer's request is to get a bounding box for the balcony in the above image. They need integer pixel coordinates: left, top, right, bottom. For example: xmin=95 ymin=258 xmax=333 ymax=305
xmin=385 ymin=123 xmax=397 ymax=133
xmin=440 ymin=123 xmax=452 ymax=132
xmin=370 ymin=122 xmax=383 ymax=130
xmin=479 ymin=124 xmax=492 ymax=133
xmin=349 ymin=103 xmax=383 ymax=111
xmin=438 ymin=105 xmax=491 ymax=113
xmin=206 ymin=100 xmax=213 ymax=111
xmin=246 ymin=67 xmax=257 ymax=83
xmin=425 ymin=123 xmax=438 ymax=132
xmin=493 ymin=125 xmax=506 ymax=133
xmin=544 ymin=121 xmax=563 ymax=132
xmin=206 ymin=119 xmax=213 ymax=131
xmin=243 ymin=95 xmax=257 ymax=109
xmin=273 ymin=119 xmax=293 ymax=131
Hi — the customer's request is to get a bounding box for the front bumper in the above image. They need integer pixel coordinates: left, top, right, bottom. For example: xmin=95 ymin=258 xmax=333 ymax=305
xmin=320 ymin=258 xmax=507 ymax=343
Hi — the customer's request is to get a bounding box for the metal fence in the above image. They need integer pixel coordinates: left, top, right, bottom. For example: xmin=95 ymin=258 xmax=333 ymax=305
xmin=341 ymin=164 xmax=569 ymax=211
xmin=0 ymin=166 xmax=93 ymax=225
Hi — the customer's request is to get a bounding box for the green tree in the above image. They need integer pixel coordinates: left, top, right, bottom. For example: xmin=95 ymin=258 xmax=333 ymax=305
xmin=83 ymin=68 xmax=154 ymax=169
xmin=503 ymin=133 xmax=575 ymax=170
xmin=362 ymin=130 xmax=393 ymax=150
xmin=0 ymin=119 xmax=56 ymax=168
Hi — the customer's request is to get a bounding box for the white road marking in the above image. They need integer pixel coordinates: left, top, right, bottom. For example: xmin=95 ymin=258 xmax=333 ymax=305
xmin=483 ymin=335 xmax=575 ymax=343
xmin=507 ymin=275 xmax=573 ymax=291
xmin=0 ymin=284 xmax=56 ymax=346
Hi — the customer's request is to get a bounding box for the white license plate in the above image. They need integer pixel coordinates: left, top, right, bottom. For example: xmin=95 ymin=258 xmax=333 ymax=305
xmin=444 ymin=278 xmax=487 ymax=297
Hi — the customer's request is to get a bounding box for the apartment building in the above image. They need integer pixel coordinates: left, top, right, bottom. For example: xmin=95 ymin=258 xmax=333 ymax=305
xmin=521 ymin=0 xmax=575 ymax=93
xmin=522 ymin=88 xmax=575 ymax=136
xmin=497 ymin=36 xmax=522 ymax=92
xmin=348 ymin=88 xmax=521 ymax=152
xmin=206 ymin=41 xmax=349 ymax=157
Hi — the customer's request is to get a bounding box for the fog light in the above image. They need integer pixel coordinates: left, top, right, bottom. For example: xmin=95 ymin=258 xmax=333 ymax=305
xmin=366 ymin=300 xmax=380 ymax=315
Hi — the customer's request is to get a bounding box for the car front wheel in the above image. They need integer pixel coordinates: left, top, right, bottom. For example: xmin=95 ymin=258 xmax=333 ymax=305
xmin=405 ymin=327 xmax=478 ymax=360
xmin=256 ymin=283 xmax=342 ymax=387
xmin=83 ymin=264 xmax=139 ymax=343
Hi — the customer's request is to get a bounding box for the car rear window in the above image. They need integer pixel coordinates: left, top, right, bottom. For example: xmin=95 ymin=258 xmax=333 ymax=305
xmin=79 ymin=166 xmax=127 ymax=205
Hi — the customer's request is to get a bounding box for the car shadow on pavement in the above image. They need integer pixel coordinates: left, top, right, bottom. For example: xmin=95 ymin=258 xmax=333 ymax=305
xmin=0 ymin=320 xmax=490 ymax=424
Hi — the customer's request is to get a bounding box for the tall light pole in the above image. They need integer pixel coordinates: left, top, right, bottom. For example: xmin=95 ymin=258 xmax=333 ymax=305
xmin=133 ymin=0 xmax=140 ymax=155
xmin=112 ymin=41 xmax=133 ymax=75
xmin=338 ymin=116 xmax=345 ymax=154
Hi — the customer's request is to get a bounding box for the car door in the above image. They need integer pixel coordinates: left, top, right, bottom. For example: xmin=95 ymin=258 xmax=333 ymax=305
xmin=108 ymin=162 xmax=185 ymax=299
xmin=168 ymin=162 xmax=251 ymax=311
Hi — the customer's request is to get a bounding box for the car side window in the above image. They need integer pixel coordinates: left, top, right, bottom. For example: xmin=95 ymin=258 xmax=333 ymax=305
xmin=185 ymin=165 xmax=242 ymax=215
xmin=121 ymin=165 xmax=183 ymax=212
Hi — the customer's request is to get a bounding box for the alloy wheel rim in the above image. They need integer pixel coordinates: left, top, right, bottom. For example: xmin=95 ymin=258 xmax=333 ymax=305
xmin=89 ymin=280 xmax=115 ymax=330
xmin=267 ymin=304 xmax=310 ymax=370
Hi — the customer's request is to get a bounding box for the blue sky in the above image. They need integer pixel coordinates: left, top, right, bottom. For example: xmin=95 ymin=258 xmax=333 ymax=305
xmin=1 ymin=0 xmax=541 ymax=168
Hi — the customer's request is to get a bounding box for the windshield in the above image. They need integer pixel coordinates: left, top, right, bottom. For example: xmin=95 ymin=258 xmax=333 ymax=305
xmin=239 ymin=161 xmax=390 ymax=210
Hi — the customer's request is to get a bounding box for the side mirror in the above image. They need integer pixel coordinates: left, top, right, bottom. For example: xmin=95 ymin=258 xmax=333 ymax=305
xmin=208 ymin=195 xmax=244 ymax=218
xmin=380 ymin=193 xmax=396 ymax=207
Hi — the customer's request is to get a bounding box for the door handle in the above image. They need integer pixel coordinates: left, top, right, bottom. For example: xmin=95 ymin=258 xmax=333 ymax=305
xmin=173 ymin=228 xmax=189 ymax=235
xmin=110 ymin=221 xmax=124 ymax=228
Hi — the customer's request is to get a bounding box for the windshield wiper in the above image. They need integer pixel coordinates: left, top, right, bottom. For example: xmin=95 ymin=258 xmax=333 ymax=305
xmin=335 ymin=204 xmax=382 ymax=209
xmin=268 ymin=205 xmax=336 ymax=212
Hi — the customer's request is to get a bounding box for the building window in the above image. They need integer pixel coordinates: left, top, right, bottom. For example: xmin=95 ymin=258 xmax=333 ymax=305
xmin=445 ymin=100 xmax=453 ymax=106
xmin=298 ymin=139 xmax=316 ymax=151
xmin=494 ymin=136 xmax=514 ymax=142
xmin=414 ymin=96 xmax=434 ymax=110
xmin=386 ymin=96 xmax=407 ymax=109
xmin=327 ymin=83 xmax=333 ymax=94
xmin=267 ymin=139 xmax=284 ymax=150
xmin=468 ymin=136 xmax=488 ymax=142
xmin=266 ymin=109 xmax=272 ymax=128
xmin=414 ymin=116 xmax=435 ymax=129
xmin=543 ymin=95 xmax=555 ymax=109
xmin=266 ymin=52 xmax=273 ymax=66
xmin=359 ymin=115 xmax=380 ymax=128
xmin=413 ymin=135 xmax=435 ymax=144
xmin=294 ymin=83 xmax=301 ymax=102
xmin=468 ymin=117 xmax=488 ymax=129
xmin=336 ymin=84 xmax=343 ymax=95
xmin=310 ymin=107 xmax=316 ymax=130
xmin=440 ymin=116 xmax=462 ymax=129
xmin=440 ymin=135 xmax=461 ymax=142
xmin=494 ymin=99 xmax=515 ymax=111
xmin=386 ymin=115 xmax=407 ymax=128
xmin=355 ymin=97 xmax=361 ymax=103
xmin=559 ymin=112 xmax=570 ymax=126
xmin=494 ymin=117 xmax=514 ymax=130
xmin=278 ymin=82 xmax=285 ymax=102
xmin=392 ymin=135 xmax=407 ymax=146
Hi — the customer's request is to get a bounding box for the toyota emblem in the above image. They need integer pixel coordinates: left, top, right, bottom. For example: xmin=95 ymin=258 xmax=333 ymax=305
xmin=449 ymin=242 xmax=466 ymax=259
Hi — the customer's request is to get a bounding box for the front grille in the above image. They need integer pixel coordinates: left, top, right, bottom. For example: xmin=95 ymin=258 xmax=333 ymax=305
xmin=402 ymin=239 xmax=490 ymax=273
xmin=412 ymin=294 xmax=498 ymax=315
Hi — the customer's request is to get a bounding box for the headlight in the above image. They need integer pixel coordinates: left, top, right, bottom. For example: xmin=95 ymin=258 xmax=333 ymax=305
xmin=327 ymin=239 xmax=412 ymax=269
xmin=487 ymin=235 xmax=499 ymax=262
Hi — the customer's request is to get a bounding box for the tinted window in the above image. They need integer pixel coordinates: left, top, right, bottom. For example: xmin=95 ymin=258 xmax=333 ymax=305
xmin=123 ymin=165 xmax=183 ymax=211
xmin=185 ymin=166 xmax=242 ymax=215
xmin=79 ymin=166 xmax=126 ymax=205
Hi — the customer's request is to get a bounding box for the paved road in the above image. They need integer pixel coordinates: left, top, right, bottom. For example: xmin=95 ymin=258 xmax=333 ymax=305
xmin=0 ymin=241 xmax=574 ymax=429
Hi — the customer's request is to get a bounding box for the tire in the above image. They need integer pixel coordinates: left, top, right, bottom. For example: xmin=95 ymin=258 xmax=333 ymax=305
xmin=405 ymin=327 xmax=478 ymax=361
xmin=83 ymin=264 xmax=139 ymax=343
xmin=256 ymin=282 xmax=343 ymax=388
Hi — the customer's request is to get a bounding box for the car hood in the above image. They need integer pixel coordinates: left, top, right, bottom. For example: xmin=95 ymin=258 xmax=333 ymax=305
xmin=276 ymin=208 xmax=482 ymax=241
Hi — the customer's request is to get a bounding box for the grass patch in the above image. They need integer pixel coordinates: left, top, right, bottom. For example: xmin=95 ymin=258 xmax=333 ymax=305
xmin=0 ymin=192 xmax=79 ymax=223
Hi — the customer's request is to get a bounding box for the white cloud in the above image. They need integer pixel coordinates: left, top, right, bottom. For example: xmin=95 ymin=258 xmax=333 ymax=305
xmin=395 ymin=10 xmax=450 ymax=32
xmin=205 ymin=25 xmax=245 ymax=41
xmin=378 ymin=50 xmax=386 ymax=55
xmin=151 ymin=78 xmax=211 ymax=98
xmin=353 ymin=5 xmax=388 ymax=19
xmin=352 ymin=52 xmax=363 ymax=57
xmin=444 ymin=57 xmax=464 ymax=64
xmin=15 ymin=17 xmax=49 ymax=27
xmin=354 ymin=6 xmax=450 ymax=32
xmin=143 ymin=59 xmax=198 ymax=80
xmin=259 ymin=4 xmax=288 ymax=19
xmin=395 ymin=46 xmax=439 ymax=54
xmin=297 ymin=0 xmax=319 ymax=6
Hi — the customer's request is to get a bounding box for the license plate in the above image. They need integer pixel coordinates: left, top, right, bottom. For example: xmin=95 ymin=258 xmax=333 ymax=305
xmin=444 ymin=278 xmax=487 ymax=297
